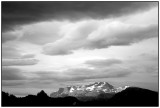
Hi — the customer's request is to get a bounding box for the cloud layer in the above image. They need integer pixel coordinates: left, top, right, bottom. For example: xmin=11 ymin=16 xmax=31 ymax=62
xmin=2 ymin=2 xmax=158 ymax=95
xmin=2 ymin=1 xmax=157 ymax=32
xmin=2 ymin=67 xmax=26 ymax=80
xmin=85 ymin=59 xmax=122 ymax=68
xmin=42 ymin=20 xmax=158 ymax=55
xmin=2 ymin=46 xmax=35 ymax=59
xmin=2 ymin=59 xmax=39 ymax=66
xmin=25 ymin=58 xmax=130 ymax=82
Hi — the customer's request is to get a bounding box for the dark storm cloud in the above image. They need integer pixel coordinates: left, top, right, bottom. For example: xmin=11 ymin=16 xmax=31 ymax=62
xmin=2 ymin=67 xmax=26 ymax=80
xmin=2 ymin=1 xmax=157 ymax=32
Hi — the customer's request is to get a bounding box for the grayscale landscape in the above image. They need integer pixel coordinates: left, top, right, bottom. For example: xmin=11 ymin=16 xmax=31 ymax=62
xmin=2 ymin=1 xmax=158 ymax=106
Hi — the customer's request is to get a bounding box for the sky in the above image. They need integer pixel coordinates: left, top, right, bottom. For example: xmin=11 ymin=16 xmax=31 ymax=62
xmin=2 ymin=1 xmax=158 ymax=97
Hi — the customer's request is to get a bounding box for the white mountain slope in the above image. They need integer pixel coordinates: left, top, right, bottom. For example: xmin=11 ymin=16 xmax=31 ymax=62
xmin=50 ymin=82 xmax=129 ymax=98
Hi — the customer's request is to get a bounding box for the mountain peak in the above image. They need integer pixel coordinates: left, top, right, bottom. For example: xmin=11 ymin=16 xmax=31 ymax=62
xmin=50 ymin=82 xmax=129 ymax=98
xmin=92 ymin=82 xmax=114 ymax=89
xmin=37 ymin=90 xmax=48 ymax=97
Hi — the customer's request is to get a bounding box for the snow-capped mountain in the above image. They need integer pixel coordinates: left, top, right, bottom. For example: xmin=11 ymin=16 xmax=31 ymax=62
xmin=50 ymin=82 xmax=129 ymax=98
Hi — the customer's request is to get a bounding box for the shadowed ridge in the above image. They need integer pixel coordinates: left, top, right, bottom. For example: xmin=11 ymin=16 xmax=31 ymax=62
xmin=107 ymin=87 xmax=158 ymax=106
xmin=2 ymin=87 xmax=159 ymax=106
xmin=37 ymin=90 xmax=48 ymax=97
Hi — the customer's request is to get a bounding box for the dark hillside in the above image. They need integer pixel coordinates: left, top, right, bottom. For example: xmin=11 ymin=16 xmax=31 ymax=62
xmin=2 ymin=87 xmax=158 ymax=106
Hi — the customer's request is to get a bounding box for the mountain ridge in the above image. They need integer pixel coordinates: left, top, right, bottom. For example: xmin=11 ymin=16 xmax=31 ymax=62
xmin=50 ymin=82 xmax=129 ymax=99
xmin=2 ymin=86 xmax=158 ymax=106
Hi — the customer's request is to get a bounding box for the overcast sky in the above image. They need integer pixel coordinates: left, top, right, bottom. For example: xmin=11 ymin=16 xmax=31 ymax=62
xmin=2 ymin=1 xmax=158 ymax=97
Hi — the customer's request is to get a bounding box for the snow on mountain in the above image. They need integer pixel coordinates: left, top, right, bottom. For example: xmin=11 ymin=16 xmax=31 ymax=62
xmin=114 ymin=86 xmax=129 ymax=93
xmin=86 ymin=85 xmax=95 ymax=91
xmin=70 ymin=87 xmax=75 ymax=93
xmin=50 ymin=82 xmax=129 ymax=98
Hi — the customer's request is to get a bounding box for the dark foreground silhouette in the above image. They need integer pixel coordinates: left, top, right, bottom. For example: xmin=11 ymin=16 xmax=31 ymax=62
xmin=2 ymin=87 xmax=158 ymax=106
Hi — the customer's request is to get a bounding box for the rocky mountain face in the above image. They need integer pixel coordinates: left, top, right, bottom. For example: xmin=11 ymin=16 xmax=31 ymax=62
xmin=50 ymin=82 xmax=129 ymax=99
